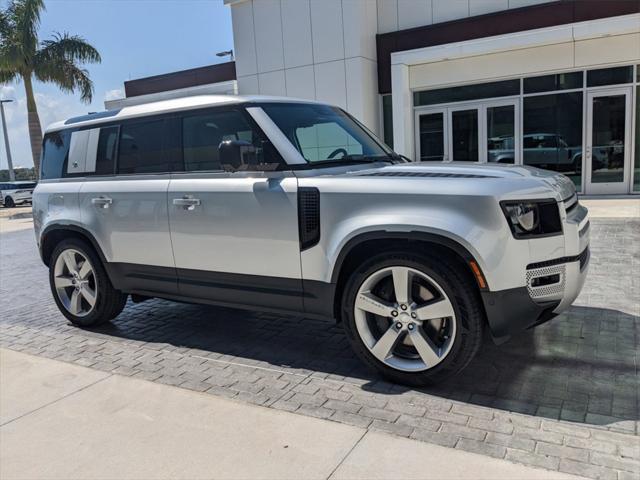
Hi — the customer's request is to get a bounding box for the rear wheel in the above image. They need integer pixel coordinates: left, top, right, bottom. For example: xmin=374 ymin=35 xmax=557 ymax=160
xmin=49 ymin=238 xmax=127 ymax=327
xmin=342 ymin=251 xmax=484 ymax=386
xmin=4 ymin=196 xmax=15 ymax=208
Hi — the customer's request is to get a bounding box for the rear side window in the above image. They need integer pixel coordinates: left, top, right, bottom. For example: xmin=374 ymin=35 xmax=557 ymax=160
xmin=41 ymin=131 xmax=71 ymax=179
xmin=95 ymin=126 xmax=118 ymax=175
xmin=118 ymin=120 xmax=170 ymax=174
xmin=40 ymin=130 xmax=71 ymax=180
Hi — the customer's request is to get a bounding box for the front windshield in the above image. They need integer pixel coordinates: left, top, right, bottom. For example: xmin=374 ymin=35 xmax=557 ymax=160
xmin=260 ymin=103 xmax=394 ymax=165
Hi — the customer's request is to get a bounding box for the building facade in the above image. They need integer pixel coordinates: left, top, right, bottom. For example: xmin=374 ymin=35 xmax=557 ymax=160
xmin=111 ymin=0 xmax=640 ymax=195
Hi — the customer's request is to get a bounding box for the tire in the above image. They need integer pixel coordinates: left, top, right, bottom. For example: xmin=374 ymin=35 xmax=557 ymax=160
xmin=4 ymin=196 xmax=15 ymax=208
xmin=49 ymin=238 xmax=127 ymax=327
xmin=341 ymin=250 xmax=484 ymax=386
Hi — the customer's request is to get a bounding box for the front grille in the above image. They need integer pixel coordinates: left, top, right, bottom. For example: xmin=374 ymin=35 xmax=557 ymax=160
xmin=563 ymin=193 xmax=578 ymax=214
xmin=579 ymin=221 xmax=590 ymax=238
xmin=527 ymin=247 xmax=590 ymax=270
xmin=578 ymin=246 xmax=590 ymax=271
xmin=526 ymin=264 xmax=566 ymax=299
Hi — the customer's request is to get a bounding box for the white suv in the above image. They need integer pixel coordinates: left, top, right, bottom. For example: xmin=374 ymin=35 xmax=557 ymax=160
xmin=1 ymin=181 xmax=36 ymax=208
xmin=32 ymin=96 xmax=590 ymax=385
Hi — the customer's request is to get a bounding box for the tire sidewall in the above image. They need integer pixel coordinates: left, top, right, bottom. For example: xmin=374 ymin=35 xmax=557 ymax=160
xmin=49 ymin=238 xmax=110 ymax=327
xmin=342 ymin=251 xmax=482 ymax=386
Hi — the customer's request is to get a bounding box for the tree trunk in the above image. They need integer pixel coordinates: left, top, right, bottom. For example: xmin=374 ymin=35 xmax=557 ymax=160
xmin=23 ymin=74 xmax=43 ymax=178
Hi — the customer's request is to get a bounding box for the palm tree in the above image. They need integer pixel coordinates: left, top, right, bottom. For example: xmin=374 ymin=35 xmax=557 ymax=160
xmin=0 ymin=0 xmax=101 ymax=176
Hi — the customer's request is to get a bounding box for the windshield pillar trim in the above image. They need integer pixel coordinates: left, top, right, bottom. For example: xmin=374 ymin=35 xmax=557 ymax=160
xmin=246 ymin=106 xmax=307 ymax=166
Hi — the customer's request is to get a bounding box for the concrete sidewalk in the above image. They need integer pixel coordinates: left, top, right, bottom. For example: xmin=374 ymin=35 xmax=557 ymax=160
xmin=0 ymin=349 xmax=584 ymax=480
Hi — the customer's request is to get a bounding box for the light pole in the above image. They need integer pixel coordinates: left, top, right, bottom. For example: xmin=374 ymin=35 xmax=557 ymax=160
xmin=0 ymin=99 xmax=15 ymax=182
xmin=216 ymin=49 xmax=234 ymax=61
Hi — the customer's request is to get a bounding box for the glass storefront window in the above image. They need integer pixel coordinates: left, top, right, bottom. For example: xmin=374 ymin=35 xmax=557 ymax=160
xmin=590 ymin=95 xmax=627 ymax=184
xmin=523 ymin=92 xmax=583 ymax=190
xmin=414 ymin=79 xmax=520 ymax=107
xmin=418 ymin=113 xmax=445 ymax=161
xmin=587 ymin=66 xmax=633 ymax=87
xmin=451 ymin=109 xmax=478 ymax=161
xmin=487 ymin=105 xmax=515 ymax=163
xmin=524 ymin=71 xmax=582 ymax=94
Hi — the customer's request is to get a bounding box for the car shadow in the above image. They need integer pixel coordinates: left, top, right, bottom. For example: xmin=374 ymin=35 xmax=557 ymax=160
xmin=94 ymin=300 xmax=638 ymax=428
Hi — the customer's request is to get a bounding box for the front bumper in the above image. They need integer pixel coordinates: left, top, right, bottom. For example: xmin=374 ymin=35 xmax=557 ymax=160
xmin=483 ymin=199 xmax=590 ymax=343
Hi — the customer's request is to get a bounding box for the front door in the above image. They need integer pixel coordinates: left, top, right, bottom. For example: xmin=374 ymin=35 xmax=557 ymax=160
xmin=585 ymin=88 xmax=633 ymax=194
xmin=167 ymin=107 xmax=303 ymax=312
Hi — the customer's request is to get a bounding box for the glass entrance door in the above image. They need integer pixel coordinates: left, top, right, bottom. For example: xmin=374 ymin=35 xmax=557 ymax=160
xmin=415 ymin=99 xmax=519 ymax=164
xmin=416 ymin=109 xmax=447 ymax=161
xmin=586 ymin=88 xmax=632 ymax=194
xmin=449 ymin=107 xmax=480 ymax=161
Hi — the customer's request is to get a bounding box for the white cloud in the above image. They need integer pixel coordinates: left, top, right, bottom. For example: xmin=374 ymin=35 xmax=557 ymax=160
xmin=104 ymin=88 xmax=124 ymax=102
xmin=0 ymin=84 xmax=88 ymax=170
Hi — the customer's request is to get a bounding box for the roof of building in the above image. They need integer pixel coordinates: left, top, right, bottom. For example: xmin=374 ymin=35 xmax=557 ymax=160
xmin=45 ymin=94 xmax=322 ymax=132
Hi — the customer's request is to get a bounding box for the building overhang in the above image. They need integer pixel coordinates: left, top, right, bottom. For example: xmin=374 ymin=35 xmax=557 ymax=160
xmin=376 ymin=0 xmax=640 ymax=94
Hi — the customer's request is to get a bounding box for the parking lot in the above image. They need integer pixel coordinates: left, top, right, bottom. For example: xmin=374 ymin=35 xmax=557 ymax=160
xmin=0 ymin=205 xmax=638 ymax=480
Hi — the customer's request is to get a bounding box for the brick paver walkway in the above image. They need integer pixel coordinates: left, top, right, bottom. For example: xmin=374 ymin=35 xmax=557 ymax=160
xmin=1 ymin=218 xmax=638 ymax=480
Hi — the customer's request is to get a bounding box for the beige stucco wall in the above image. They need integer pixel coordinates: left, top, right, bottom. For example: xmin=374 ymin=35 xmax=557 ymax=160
xmin=409 ymin=32 xmax=640 ymax=91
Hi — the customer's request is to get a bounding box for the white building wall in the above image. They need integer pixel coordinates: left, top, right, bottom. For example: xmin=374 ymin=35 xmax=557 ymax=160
xmin=225 ymin=0 xmax=380 ymax=134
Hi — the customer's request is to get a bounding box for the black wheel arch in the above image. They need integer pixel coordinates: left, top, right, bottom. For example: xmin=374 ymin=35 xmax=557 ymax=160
xmin=330 ymin=231 xmax=487 ymax=323
xmin=40 ymin=224 xmax=108 ymax=269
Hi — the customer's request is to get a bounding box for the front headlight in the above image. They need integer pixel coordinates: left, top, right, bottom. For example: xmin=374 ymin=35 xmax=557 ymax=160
xmin=501 ymin=200 xmax=562 ymax=239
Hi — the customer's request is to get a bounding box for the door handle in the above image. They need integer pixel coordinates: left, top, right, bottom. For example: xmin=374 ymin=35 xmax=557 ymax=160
xmin=173 ymin=196 xmax=201 ymax=210
xmin=91 ymin=196 xmax=112 ymax=209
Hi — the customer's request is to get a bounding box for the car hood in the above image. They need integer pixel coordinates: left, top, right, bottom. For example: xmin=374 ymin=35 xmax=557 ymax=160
xmin=346 ymin=162 xmax=577 ymax=200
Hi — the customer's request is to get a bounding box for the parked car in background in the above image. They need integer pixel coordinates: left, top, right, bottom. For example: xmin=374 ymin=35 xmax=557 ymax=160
xmin=0 ymin=181 xmax=37 ymax=208
xmin=32 ymin=95 xmax=589 ymax=386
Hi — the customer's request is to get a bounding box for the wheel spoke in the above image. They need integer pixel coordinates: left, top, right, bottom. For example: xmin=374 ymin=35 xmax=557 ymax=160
xmin=355 ymin=292 xmax=394 ymax=317
xmin=371 ymin=326 xmax=401 ymax=361
xmin=391 ymin=267 xmax=411 ymax=305
xmin=409 ymin=329 xmax=441 ymax=367
xmin=415 ymin=298 xmax=455 ymax=321
xmin=69 ymin=290 xmax=83 ymax=315
xmin=78 ymin=260 xmax=92 ymax=280
xmin=54 ymin=276 xmax=74 ymax=289
xmin=61 ymin=251 xmax=78 ymax=275
xmin=81 ymin=286 xmax=96 ymax=307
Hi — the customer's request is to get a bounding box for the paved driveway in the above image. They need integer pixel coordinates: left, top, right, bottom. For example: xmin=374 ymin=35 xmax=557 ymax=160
xmin=0 ymin=215 xmax=638 ymax=480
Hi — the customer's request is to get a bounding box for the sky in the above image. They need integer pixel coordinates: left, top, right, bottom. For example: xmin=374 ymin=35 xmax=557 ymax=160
xmin=0 ymin=0 xmax=234 ymax=169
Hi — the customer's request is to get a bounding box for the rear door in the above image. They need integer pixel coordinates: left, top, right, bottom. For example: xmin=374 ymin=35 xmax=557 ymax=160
xmin=78 ymin=118 xmax=180 ymax=295
xmin=168 ymin=107 xmax=303 ymax=311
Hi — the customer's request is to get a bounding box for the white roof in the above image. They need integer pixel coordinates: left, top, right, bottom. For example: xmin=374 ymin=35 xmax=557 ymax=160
xmin=45 ymin=94 xmax=323 ymax=133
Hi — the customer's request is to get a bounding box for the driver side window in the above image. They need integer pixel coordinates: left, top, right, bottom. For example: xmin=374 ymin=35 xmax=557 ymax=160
xmin=295 ymin=122 xmax=363 ymax=161
xmin=182 ymin=109 xmax=283 ymax=172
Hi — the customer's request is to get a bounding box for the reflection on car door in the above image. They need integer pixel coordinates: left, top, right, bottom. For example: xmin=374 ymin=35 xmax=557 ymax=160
xmin=168 ymin=107 xmax=303 ymax=311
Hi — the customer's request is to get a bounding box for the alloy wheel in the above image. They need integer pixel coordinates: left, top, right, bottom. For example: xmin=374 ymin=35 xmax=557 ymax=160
xmin=53 ymin=249 xmax=98 ymax=317
xmin=353 ymin=266 xmax=456 ymax=372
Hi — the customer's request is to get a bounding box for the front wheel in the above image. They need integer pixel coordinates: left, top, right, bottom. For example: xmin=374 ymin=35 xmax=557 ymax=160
xmin=341 ymin=251 xmax=484 ymax=386
xmin=49 ymin=238 xmax=127 ymax=327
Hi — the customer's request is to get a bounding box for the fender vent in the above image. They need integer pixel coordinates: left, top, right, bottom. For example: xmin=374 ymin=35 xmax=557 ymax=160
xmin=358 ymin=171 xmax=495 ymax=178
xmin=298 ymin=187 xmax=320 ymax=251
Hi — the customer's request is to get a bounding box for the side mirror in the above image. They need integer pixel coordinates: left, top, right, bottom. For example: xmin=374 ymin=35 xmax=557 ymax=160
xmin=218 ymin=140 xmax=256 ymax=170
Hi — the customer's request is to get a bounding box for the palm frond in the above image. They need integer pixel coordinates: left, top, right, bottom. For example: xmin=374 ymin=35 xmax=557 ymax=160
xmin=34 ymin=57 xmax=94 ymax=103
xmin=9 ymin=0 xmax=44 ymax=58
xmin=0 ymin=68 xmax=18 ymax=84
xmin=37 ymin=32 xmax=101 ymax=64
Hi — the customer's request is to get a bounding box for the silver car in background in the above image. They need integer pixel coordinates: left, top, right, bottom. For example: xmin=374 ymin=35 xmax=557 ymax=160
xmin=32 ymin=95 xmax=589 ymax=385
